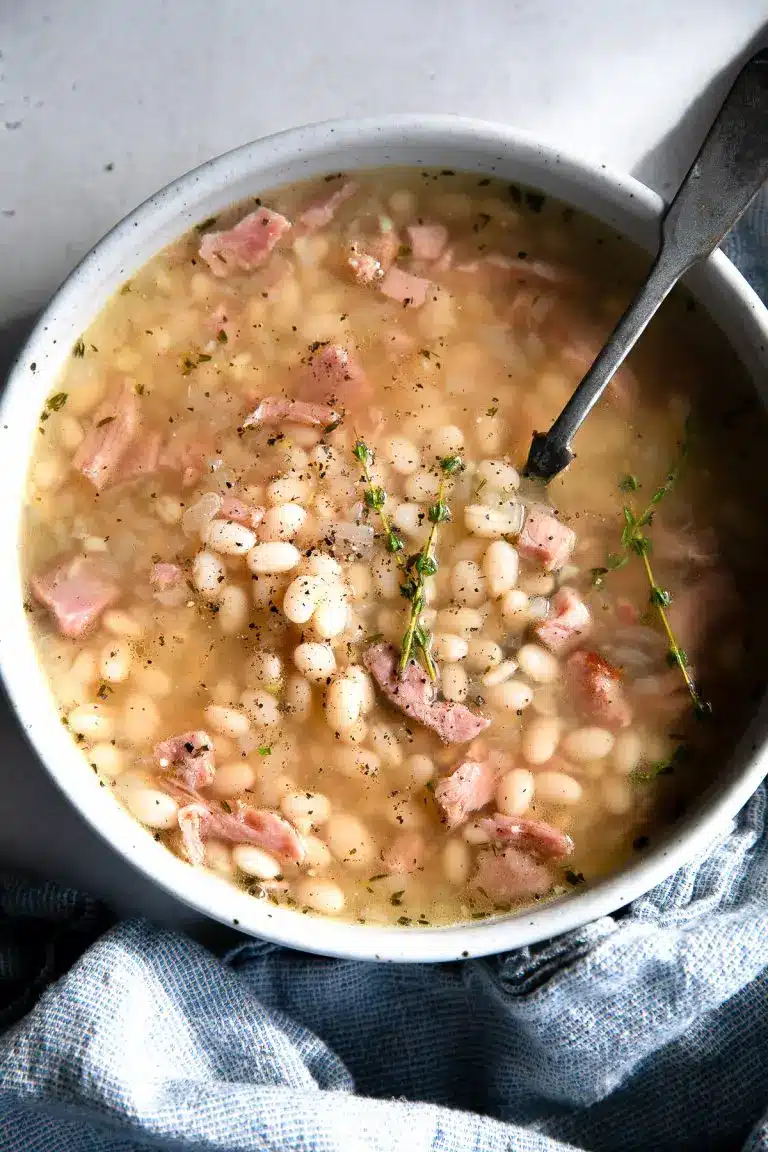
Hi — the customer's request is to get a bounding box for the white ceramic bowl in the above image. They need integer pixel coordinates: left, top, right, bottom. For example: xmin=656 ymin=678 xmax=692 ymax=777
xmin=2 ymin=116 xmax=767 ymax=962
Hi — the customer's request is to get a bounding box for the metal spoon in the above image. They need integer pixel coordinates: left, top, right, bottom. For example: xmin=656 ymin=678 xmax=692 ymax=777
xmin=524 ymin=48 xmax=768 ymax=482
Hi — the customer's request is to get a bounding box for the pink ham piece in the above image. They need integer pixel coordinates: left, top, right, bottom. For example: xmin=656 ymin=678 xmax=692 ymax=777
xmin=241 ymin=396 xmax=339 ymax=430
xmin=478 ymin=813 xmax=573 ymax=860
xmin=380 ymin=267 xmax=431 ymax=308
xmin=154 ymin=730 xmax=216 ymax=791
xmin=297 ymin=181 xmax=358 ymax=234
xmin=73 ymin=379 xmax=139 ymax=491
xmin=199 ymin=207 xmax=292 ymax=278
xmin=150 ymin=562 xmax=183 ymax=591
xmin=167 ymin=785 xmax=304 ymax=865
xmin=566 ymin=650 xmax=632 ymax=729
xmin=381 ymin=831 xmax=425 ymax=875
xmin=31 ymin=556 xmax=120 ymax=638
xmin=363 ymin=642 xmax=491 ymax=744
xmin=485 ymin=252 xmax=582 ymax=288
xmin=407 ymin=223 xmax=448 ymax=261
xmin=435 ymin=757 xmax=499 ymax=829
xmin=297 ymin=343 xmax=372 ymax=409
xmin=518 ymin=505 xmax=576 ymax=572
xmin=115 ymin=427 xmax=162 ymax=485
xmin=217 ymin=495 xmax=265 ymax=530
xmin=535 ymin=587 xmax=592 ymax=655
xmin=472 ymin=847 xmax=553 ymax=902
xmin=159 ymin=428 xmax=214 ymax=488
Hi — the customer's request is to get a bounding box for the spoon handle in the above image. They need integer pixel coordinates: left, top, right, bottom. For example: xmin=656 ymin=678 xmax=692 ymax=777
xmin=525 ymin=48 xmax=768 ymax=481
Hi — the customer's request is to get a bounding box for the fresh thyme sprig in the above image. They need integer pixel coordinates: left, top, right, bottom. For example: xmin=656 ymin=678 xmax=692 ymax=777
xmin=592 ymin=420 xmax=711 ymax=717
xmin=353 ymin=443 xmax=464 ymax=680
xmin=397 ymin=455 xmax=463 ymax=675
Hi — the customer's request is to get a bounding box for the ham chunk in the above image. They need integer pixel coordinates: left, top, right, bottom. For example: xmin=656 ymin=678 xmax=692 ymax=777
xmin=535 ymin=587 xmax=591 ymax=654
xmin=297 ymin=181 xmax=358 ymax=233
xmin=518 ymin=505 xmax=576 ymax=572
xmin=154 ymin=730 xmax=216 ymax=791
xmin=435 ymin=758 xmax=498 ymax=829
xmin=73 ymin=380 xmax=139 ymax=491
xmin=217 ymin=495 xmax=265 ymax=529
xmin=363 ymin=642 xmax=491 ymax=744
xmin=478 ymin=813 xmax=573 ymax=860
xmin=199 ymin=208 xmax=292 ymax=278
xmin=150 ymin=562 xmax=183 ymax=591
xmin=167 ymin=784 xmax=304 ymax=865
xmin=31 ymin=556 xmax=120 ymax=638
xmin=380 ymin=267 xmax=431 ymax=308
xmin=472 ymin=846 xmax=553 ymax=902
xmin=242 ymin=396 xmax=339 ymax=430
xmin=116 ymin=427 xmax=162 ymax=485
xmin=566 ymin=650 xmax=632 ymax=729
xmin=382 ymin=831 xmax=425 ymax=875
xmin=407 ymin=223 xmax=448 ymax=261
xmin=297 ymin=343 xmax=372 ymax=409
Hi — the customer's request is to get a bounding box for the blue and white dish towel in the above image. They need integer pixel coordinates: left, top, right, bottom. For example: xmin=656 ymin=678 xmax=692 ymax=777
xmin=0 ymin=192 xmax=766 ymax=1152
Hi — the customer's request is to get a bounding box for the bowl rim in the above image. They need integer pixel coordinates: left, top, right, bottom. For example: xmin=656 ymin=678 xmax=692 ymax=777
xmin=2 ymin=113 xmax=767 ymax=962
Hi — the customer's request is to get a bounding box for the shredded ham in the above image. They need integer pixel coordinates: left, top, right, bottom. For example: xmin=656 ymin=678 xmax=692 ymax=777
xmin=379 ymin=267 xmax=431 ymax=308
xmin=472 ymin=847 xmax=554 ymax=902
xmin=166 ymin=783 xmax=305 ymax=865
xmin=297 ymin=181 xmax=358 ymax=234
xmin=199 ymin=208 xmax=292 ymax=277
xmin=242 ymin=397 xmax=339 ymax=430
xmin=150 ymin=562 xmax=183 ymax=591
xmin=566 ymin=650 xmax=632 ymax=729
xmin=297 ymin=343 xmax=372 ymax=409
xmin=382 ymin=831 xmax=425 ymax=875
xmin=407 ymin=223 xmax=448 ymax=261
xmin=477 ymin=813 xmax=573 ymax=860
xmin=73 ymin=379 xmax=139 ymax=491
xmin=535 ymin=587 xmax=592 ymax=654
xmin=518 ymin=505 xmax=576 ymax=572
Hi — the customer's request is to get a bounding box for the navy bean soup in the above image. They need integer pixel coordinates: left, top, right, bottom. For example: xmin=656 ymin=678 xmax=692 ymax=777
xmin=22 ymin=169 xmax=768 ymax=925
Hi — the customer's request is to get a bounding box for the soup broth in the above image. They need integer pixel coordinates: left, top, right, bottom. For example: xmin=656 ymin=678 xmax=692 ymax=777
xmin=22 ymin=168 xmax=768 ymax=927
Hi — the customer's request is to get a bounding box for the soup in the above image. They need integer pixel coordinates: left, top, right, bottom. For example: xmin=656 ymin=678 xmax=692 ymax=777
xmin=21 ymin=168 xmax=767 ymax=927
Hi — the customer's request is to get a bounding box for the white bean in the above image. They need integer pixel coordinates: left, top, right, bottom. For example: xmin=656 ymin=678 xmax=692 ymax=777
xmin=281 ymin=790 xmax=331 ymax=827
xmin=87 ymin=741 xmax=125 ymax=779
xmin=156 ymin=494 xmax=184 ymax=525
xmin=325 ymin=675 xmax=364 ymax=733
xmin=211 ymin=759 xmax=256 ymax=797
xmin=338 ymin=717 xmax=368 ymax=745
xmin=250 ymin=652 xmax=283 ymax=689
xmin=251 ymin=573 xmax=287 ymax=609
xmin=368 ymin=723 xmax=404 ymax=767
xmin=312 ymin=588 xmax=348 ymax=640
xmin=405 ymin=469 xmax=441 ymax=502
xmin=500 ymin=588 xmax=529 ymax=630
xmin=240 ymin=689 xmax=282 ymax=728
xmin=483 ymin=540 xmax=519 ymax=598
xmin=218 ymin=585 xmax=250 ymax=634
xmin=121 ymin=693 xmax=160 ymax=743
xmin=451 ymin=559 xmax=486 ymax=607
xmin=384 ymin=435 xmax=420 ymax=475
xmin=521 ymin=716 xmax=561 ymax=765
xmin=474 ymin=413 xmax=502 ymax=453
xmin=476 ymin=458 xmax=520 ymax=491
xmin=433 ymin=633 xmax=469 ymax=662
xmin=392 ymin=501 xmax=426 ymax=539
xmin=462 ymin=819 xmax=492 ymax=845
xmin=441 ymin=663 xmax=468 ymax=702
xmin=429 ymin=424 xmax=464 ymax=457
xmin=482 ymin=659 xmax=518 ymax=687
xmin=486 ymin=679 xmax=534 ymax=713
xmin=99 ymin=641 xmax=132 ymax=684
xmin=443 ymin=838 xmax=472 ymax=885
xmin=294 ymin=642 xmax=336 ymax=683
xmin=193 ymin=550 xmax=225 ymax=599
xmin=335 ymin=745 xmax=381 ymax=779
xmin=612 ymin=729 xmax=643 ymax=775
xmin=518 ymin=571 xmax=556 ymax=597
xmin=372 ymin=552 xmax=400 ymax=599
xmin=232 ymin=844 xmax=282 ymax=880
xmin=324 ymin=813 xmax=375 ymax=867
xmin=400 ymin=751 xmax=435 ymax=787
xmin=247 ymin=542 xmax=301 ymax=575
xmin=535 ymin=771 xmax=583 ymax=806
xmin=283 ymin=575 xmax=325 ymax=624
xmin=305 ymin=551 xmax=343 ymax=579
xmin=102 ymin=610 xmax=144 ymax=638
xmin=496 ymin=768 xmax=535 ymax=816
xmin=204 ymin=704 xmax=250 ymax=738
xmin=436 ymin=606 xmax=484 ymax=637
xmin=124 ymin=786 xmax=179 ymax=830
xmin=204 ymin=841 xmax=235 ymax=876
xmin=517 ymin=644 xmax=560 ymax=684
xmin=267 ymin=475 xmax=311 ymax=504
xmin=465 ymin=504 xmax=522 ymax=538
xmin=603 ymin=776 xmax=633 ymax=815
xmin=561 ymin=727 xmax=615 ymax=763
xmin=293 ymin=877 xmax=345 ymax=914
xmin=385 ymin=793 xmax=424 ymax=829
xmin=303 ymin=835 xmax=333 ymax=872
xmin=344 ymin=666 xmax=376 ymax=714
xmin=259 ymin=502 xmax=308 ymax=541
xmin=205 ymin=519 xmax=258 ymax=555
xmin=466 ymin=637 xmax=503 ymax=673
xmin=346 ymin=562 xmax=372 ymax=601
xmin=283 ymin=675 xmax=313 ymax=720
